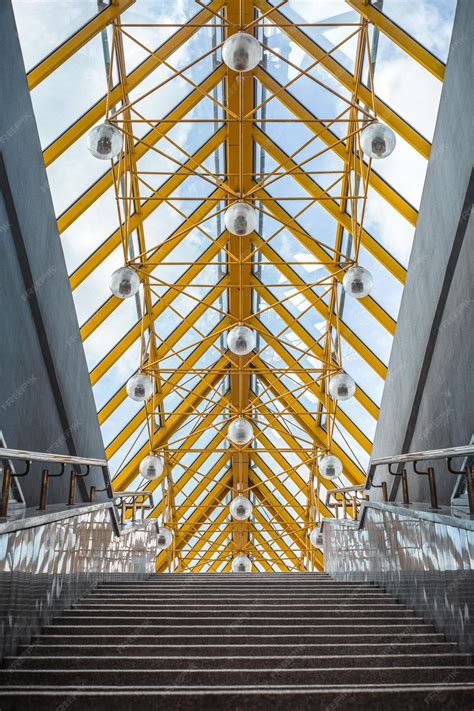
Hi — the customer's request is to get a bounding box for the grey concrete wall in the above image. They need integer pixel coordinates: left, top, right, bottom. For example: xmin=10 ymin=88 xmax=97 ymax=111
xmin=0 ymin=2 xmax=107 ymax=506
xmin=370 ymin=0 xmax=474 ymax=505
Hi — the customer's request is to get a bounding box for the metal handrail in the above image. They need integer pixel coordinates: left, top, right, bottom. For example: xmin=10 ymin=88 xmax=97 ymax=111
xmin=0 ymin=447 xmax=113 ymax=516
xmin=366 ymin=444 xmax=474 ymax=514
xmin=113 ymin=490 xmax=155 ymax=525
xmin=325 ymin=484 xmax=366 ymax=520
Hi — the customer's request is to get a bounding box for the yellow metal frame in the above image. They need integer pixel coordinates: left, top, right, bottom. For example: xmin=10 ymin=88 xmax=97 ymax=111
xmin=32 ymin=0 xmax=444 ymax=571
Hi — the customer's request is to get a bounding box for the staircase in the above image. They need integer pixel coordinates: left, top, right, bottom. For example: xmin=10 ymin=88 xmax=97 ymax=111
xmin=1 ymin=572 xmax=474 ymax=709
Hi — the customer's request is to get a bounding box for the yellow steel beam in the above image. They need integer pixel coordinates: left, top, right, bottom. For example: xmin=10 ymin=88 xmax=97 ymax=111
xmin=156 ymin=469 xmax=232 ymax=572
xmin=83 ymin=221 xmax=226 ymax=344
xmin=252 ymin=398 xmax=348 ymax=503
xmin=111 ymin=363 xmax=228 ymax=491
xmin=254 ymin=128 xmax=406 ymax=287
xmin=346 ymin=0 xmax=445 ymax=81
xmin=249 ymin=306 xmax=379 ymax=419
xmin=43 ymin=0 xmax=226 ymax=166
xmin=93 ymin=280 xmax=228 ymax=410
xmin=255 ymin=0 xmax=431 ymax=159
xmin=58 ymin=69 xmax=226 ymax=235
xmin=27 ymin=0 xmax=135 ymax=90
xmin=253 ymin=335 xmax=375 ymax=448
xmin=147 ymin=433 xmax=230 ymax=522
xmin=249 ymin=472 xmax=323 ymax=570
xmin=70 ymin=126 xmax=226 ymax=291
xmin=106 ymin=351 xmax=228 ymax=463
xmin=251 ymin=274 xmax=387 ymax=380
xmin=225 ymin=0 xmax=255 ymax=553
xmin=252 ymin=362 xmax=366 ymax=483
xmin=254 ymin=67 xmax=418 ymax=227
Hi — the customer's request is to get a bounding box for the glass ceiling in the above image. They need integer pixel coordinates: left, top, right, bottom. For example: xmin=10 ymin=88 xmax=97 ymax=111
xmin=13 ymin=0 xmax=455 ymax=572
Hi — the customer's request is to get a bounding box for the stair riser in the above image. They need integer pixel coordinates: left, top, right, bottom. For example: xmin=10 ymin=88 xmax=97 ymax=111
xmin=36 ymin=634 xmax=446 ymax=645
xmin=7 ymin=654 xmax=471 ymax=670
xmin=1 ymin=688 xmax=473 ymax=711
xmin=60 ymin=610 xmax=418 ymax=621
xmin=3 ymin=668 xmax=474 ymax=685
xmin=21 ymin=642 xmax=459 ymax=657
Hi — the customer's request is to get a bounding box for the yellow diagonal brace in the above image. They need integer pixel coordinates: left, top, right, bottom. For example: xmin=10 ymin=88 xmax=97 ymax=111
xmin=111 ymin=363 xmax=228 ymax=491
xmin=346 ymin=0 xmax=445 ymax=81
xmin=254 ymin=128 xmax=406 ymax=286
xmin=43 ymin=0 xmax=226 ymax=166
xmin=156 ymin=470 xmax=232 ymax=572
xmin=249 ymin=308 xmax=379 ymax=420
xmin=27 ymin=0 xmax=135 ymax=90
xmin=145 ymin=417 xmax=230 ymax=517
xmin=255 ymin=67 xmax=418 ymax=227
xmin=255 ymin=0 xmax=431 ymax=159
xmin=253 ymin=334 xmax=375 ymax=446
xmin=253 ymin=362 xmax=366 ymax=483
xmin=82 ymin=211 xmax=226 ymax=342
xmin=107 ymin=343 xmax=229 ymax=463
xmin=252 ymin=274 xmax=387 ymax=380
xmin=58 ymin=69 xmax=226 ymax=234
xmin=70 ymin=126 xmax=226 ymax=291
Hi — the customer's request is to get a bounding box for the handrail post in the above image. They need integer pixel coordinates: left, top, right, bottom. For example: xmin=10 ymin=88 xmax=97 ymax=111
xmin=464 ymin=465 xmax=474 ymax=515
xmin=401 ymin=468 xmax=410 ymax=504
xmin=39 ymin=469 xmax=49 ymax=510
xmin=68 ymin=471 xmax=76 ymax=506
xmin=381 ymin=481 xmax=388 ymax=502
xmin=0 ymin=466 xmax=12 ymax=517
xmin=413 ymin=461 xmax=439 ymax=509
xmin=90 ymin=486 xmax=97 ymax=503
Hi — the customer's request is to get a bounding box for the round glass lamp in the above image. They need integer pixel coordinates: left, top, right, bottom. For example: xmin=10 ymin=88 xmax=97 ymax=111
xmin=360 ymin=121 xmax=396 ymax=159
xmin=309 ymin=526 xmax=321 ymax=547
xmin=87 ymin=123 xmax=122 ymax=160
xmin=222 ymin=32 xmax=262 ymax=72
xmin=232 ymin=554 xmax=252 ymax=573
xmin=156 ymin=527 xmax=173 ymax=550
xmin=109 ymin=266 xmax=140 ymax=299
xmin=227 ymin=325 xmax=256 ymax=356
xmin=224 ymin=202 xmax=257 ymax=236
xmin=228 ymin=417 xmax=253 ymax=446
xmin=328 ymin=372 xmax=356 ymax=401
xmin=342 ymin=266 xmax=374 ymax=299
xmin=318 ymin=454 xmax=343 ymax=480
xmin=230 ymin=495 xmax=252 ymax=521
xmin=126 ymin=373 xmax=153 ymax=402
xmin=139 ymin=454 xmax=163 ymax=481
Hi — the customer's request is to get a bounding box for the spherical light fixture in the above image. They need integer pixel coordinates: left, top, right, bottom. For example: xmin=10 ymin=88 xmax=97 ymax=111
xmin=139 ymin=454 xmax=164 ymax=481
xmin=109 ymin=266 xmax=140 ymax=299
xmin=87 ymin=123 xmax=122 ymax=160
xmin=360 ymin=121 xmax=396 ymax=159
xmin=342 ymin=265 xmax=374 ymax=299
xmin=309 ymin=526 xmax=321 ymax=547
xmin=224 ymin=202 xmax=257 ymax=236
xmin=228 ymin=417 xmax=253 ymax=446
xmin=328 ymin=372 xmax=356 ymax=401
xmin=232 ymin=554 xmax=252 ymax=573
xmin=222 ymin=32 xmax=262 ymax=72
xmin=126 ymin=373 xmax=154 ymax=402
xmin=230 ymin=495 xmax=252 ymax=521
xmin=156 ymin=527 xmax=173 ymax=550
xmin=227 ymin=325 xmax=256 ymax=356
xmin=318 ymin=454 xmax=343 ymax=480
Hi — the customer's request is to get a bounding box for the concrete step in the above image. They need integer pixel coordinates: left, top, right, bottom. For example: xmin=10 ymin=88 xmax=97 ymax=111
xmin=2 ymin=667 xmax=474 ymax=686
xmin=1 ymin=686 xmax=474 ymax=711
xmin=59 ymin=609 xmax=418 ymax=621
xmin=0 ymin=683 xmax=474 ymax=711
xmin=6 ymin=653 xmax=472 ymax=671
xmin=41 ymin=621 xmax=433 ymax=636
xmin=23 ymin=641 xmax=459 ymax=657
xmin=36 ymin=633 xmax=446 ymax=645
